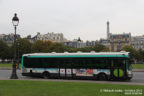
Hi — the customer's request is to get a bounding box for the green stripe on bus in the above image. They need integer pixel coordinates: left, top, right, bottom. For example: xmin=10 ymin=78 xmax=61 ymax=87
xmin=126 ymin=59 xmax=129 ymax=70
xmin=27 ymin=55 xmax=129 ymax=58
xmin=21 ymin=56 xmax=25 ymax=68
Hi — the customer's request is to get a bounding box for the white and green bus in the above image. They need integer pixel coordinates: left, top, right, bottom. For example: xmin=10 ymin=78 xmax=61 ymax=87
xmin=21 ymin=52 xmax=133 ymax=80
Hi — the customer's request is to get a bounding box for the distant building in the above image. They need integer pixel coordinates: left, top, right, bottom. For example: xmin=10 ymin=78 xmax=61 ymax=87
xmin=0 ymin=34 xmax=5 ymax=39
xmin=86 ymin=40 xmax=99 ymax=46
xmin=85 ymin=21 xmax=111 ymax=49
xmin=63 ymin=37 xmax=86 ymax=48
xmin=31 ymin=32 xmax=67 ymax=43
xmin=0 ymin=33 xmax=21 ymax=46
xmin=131 ymin=36 xmax=144 ymax=50
xmin=104 ymin=21 xmax=132 ymax=51
xmin=25 ymin=35 xmax=33 ymax=43
xmin=99 ymin=39 xmax=110 ymax=49
xmin=109 ymin=33 xmax=131 ymax=52
xmin=107 ymin=21 xmax=111 ymax=40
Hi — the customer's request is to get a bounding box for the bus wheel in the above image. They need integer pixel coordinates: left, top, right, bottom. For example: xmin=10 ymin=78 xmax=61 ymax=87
xmin=42 ymin=72 xmax=50 ymax=79
xmin=126 ymin=77 xmax=132 ymax=81
xmin=98 ymin=73 xmax=107 ymax=81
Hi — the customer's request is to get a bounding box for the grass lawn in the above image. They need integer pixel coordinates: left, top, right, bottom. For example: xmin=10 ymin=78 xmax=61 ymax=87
xmin=0 ymin=63 xmax=21 ymax=68
xmin=0 ymin=80 xmax=143 ymax=96
xmin=132 ymin=64 xmax=144 ymax=69
xmin=0 ymin=63 xmax=12 ymax=68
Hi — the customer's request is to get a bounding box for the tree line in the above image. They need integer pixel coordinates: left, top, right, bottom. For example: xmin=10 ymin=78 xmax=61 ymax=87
xmin=0 ymin=39 xmax=144 ymax=63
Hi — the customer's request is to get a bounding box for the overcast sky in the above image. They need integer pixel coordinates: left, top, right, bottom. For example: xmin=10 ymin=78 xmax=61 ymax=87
xmin=0 ymin=0 xmax=144 ymax=41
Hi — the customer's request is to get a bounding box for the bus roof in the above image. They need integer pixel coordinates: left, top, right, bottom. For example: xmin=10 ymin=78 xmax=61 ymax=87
xmin=23 ymin=52 xmax=130 ymax=58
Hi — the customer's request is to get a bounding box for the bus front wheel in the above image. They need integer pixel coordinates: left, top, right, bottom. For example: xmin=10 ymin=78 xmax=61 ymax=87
xmin=42 ymin=72 xmax=50 ymax=79
xmin=98 ymin=73 xmax=107 ymax=81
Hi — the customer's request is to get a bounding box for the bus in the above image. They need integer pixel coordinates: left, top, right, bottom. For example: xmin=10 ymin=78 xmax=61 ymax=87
xmin=21 ymin=52 xmax=133 ymax=80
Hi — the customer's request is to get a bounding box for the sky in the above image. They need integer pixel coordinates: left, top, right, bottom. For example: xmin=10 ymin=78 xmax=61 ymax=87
xmin=0 ymin=0 xmax=144 ymax=41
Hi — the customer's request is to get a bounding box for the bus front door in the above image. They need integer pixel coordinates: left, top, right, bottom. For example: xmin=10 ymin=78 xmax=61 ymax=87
xmin=110 ymin=59 xmax=126 ymax=80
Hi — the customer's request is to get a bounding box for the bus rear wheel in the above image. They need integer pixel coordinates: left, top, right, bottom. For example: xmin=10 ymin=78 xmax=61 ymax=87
xmin=42 ymin=72 xmax=50 ymax=79
xmin=98 ymin=73 xmax=107 ymax=81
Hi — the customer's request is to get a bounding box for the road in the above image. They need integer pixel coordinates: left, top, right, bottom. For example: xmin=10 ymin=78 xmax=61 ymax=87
xmin=0 ymin=69 xmax=144 ymax=85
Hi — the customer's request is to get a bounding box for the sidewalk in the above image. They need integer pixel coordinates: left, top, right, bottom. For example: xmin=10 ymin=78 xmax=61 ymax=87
xmin=0 ymin=68 xmax=20 ymax=70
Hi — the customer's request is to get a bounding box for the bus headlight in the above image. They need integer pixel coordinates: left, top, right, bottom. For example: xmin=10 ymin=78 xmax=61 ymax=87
xmin=127 ymin=71 xmax=133 ymax=77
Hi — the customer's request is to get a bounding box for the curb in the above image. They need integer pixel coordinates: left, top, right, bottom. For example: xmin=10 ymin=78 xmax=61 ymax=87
xmin=0 ymin=68 xmax=20 ymax=70
xmin=0 ymin=68 xmax=12 ymax=70
xmin=132 ymin=69 xmax=144 ymax=72
xmin=0 ymin=78 xmax=144 ymax=85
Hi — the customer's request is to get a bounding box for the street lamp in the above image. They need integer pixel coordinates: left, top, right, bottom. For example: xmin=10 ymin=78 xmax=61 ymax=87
xmin=17 ymin=42 xmax=20 ymax=69
xmin=10 ymin=13 xmax=19 ymax=79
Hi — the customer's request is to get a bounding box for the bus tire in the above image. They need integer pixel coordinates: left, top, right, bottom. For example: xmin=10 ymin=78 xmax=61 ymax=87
xmin=98 ymin=73 xmax=107 ymax=81
xmin=126 ymin=77 xmax=132 ymax=81
xmin=42 ymin=72 xmax=50 ymax=79
xmin=30 ymin=70 xmax=33 ymax=76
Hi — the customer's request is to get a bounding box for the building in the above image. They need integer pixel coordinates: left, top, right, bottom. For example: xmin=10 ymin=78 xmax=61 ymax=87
xmin=109 ymin=33 xmax=131 ymax=52
xmin=63 ymin=37 xmax=86 ymax=48
xmin=107 ymin=21 xmax=110 ymax=40
xmin=99 ymin=39 xmax=111 ymax=49
xmin=0 ymin=33 xmax=21 ymax=46
xmin=104 ymin=21 xmax=131 ymax=51
xmin=0 ymin=34 xmax=5 ymax=39
xmin=131 ymin=36 xmax=144 ymax=50
xmin=86 ymin=40 xmax=99 ymax=46
xmin=31 ymin=32 xmax=67 ymax=43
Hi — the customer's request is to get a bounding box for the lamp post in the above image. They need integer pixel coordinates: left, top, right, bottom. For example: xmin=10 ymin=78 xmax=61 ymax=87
xmin=10 ymin=13 xmax=19 ymax=79
xmin=17 ymin=42 xmax=20 ymax=69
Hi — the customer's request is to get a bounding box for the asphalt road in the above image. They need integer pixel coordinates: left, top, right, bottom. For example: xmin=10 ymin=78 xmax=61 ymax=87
xmin=0 ymin=69 xmax=144 ymax=85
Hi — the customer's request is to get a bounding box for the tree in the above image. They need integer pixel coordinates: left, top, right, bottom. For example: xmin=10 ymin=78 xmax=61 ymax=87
xmin=138 ymin=49 xmax=144 ymax=63
xmin=17 ymin=39 xmax=32 ymax=57
xmin=31 ymin=40 xmax=53 ymax=53
xmin=77 ymin=46 xmax=93 ymax=52
xmin=64 ymin=46 xmax=77 ymax=52
xmin=122 ymin=45 xmax=141 ymax=63
xmin=0 ymin=40 xmax=10 ymax=61
xmin=49 ymin=42 xmax=65 ymax=53
xmin=31 ymin=40 xmax=44 ymax=52
xmin=10 ymin=38 xmax=32 ymax=62
xmin=26 ymin=35 xmax=31 ymax=39
xmin=42 ymin=41 xmax=53 ymax=52
xmin=92 ymin=44 xmax=110 ymax=52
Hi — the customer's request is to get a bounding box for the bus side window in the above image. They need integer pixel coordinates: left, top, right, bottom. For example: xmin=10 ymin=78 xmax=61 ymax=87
xmin=93 ymin=59 xmax=108 ymax=69
xmin=66 ymin=59 xmax=72 ymax=68
xmin=73 ymin=58 xmax=77 ymax=68
xmin=87 ymin=58 xmax=93 ymax=69
xmin=59 ymin=58 xmax=65 ymax=68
